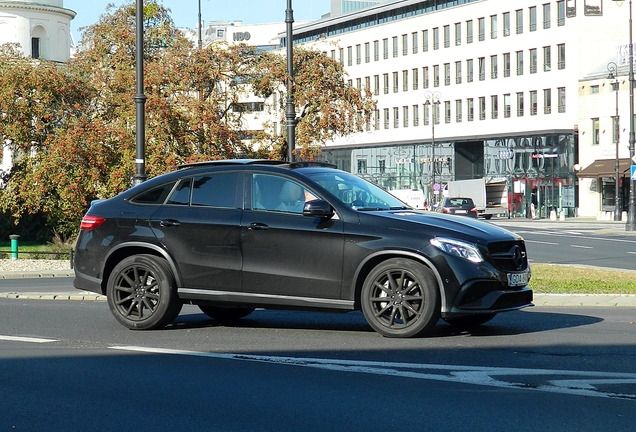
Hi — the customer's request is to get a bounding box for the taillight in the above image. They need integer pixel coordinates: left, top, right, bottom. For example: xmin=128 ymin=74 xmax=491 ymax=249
xmin=80 ymin=215 xmax=106 ymax=230
xmin=442 ymin=207 xmax=450 ymax=213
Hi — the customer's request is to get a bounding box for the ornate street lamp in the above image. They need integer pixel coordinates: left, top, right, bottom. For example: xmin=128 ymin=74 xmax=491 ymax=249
xmin=611 ymin=0 xmax=636 ymax=230
xmin=424 ymin=91 xmax=441 ymax=202
xmin=133 ymin=0 xmax=147 ymax=186
xmin=608 ymin=62 xmax=622 ymax=221
xmin=285 ymin=0 xmax=296 ymax=162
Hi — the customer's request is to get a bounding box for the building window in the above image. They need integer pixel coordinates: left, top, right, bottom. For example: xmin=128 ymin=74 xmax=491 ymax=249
xmin=443 ymin=25 xmax=450 ymax=48
xmin=479 ymin=97 xmax=486 ymax=120
xmin=357 ymin=159 xmax=367 ymax=174
xmin=591 ymin=85 xmax=599 ymax=94
xmin=373 ymin=40 xmax=379 ymax=61
xmin=423 ymin=67 xmax=429 ymax=88
xmin=433 ymin=27 xmax=440 ymax=50
xmin=412 ymin=32 xmax=418 ymax=53
xmin=331 ymin=50 xmax=336 ymax=60
xmin=402 ymin=70 xmax=409 ymax=91
xmin=412 ymin=68 xmax=419 ymax=90
xmin=557 ymin=44 xmax=566 ymax=69
xmin=530 ymin=49 xmax=537 ymax=74
xmin=455 ymin=61 xmax=462 ymax=84
xmin=374 ymin=109 xmax=380 ymax=130
xmin=490 ymin=15 xmax=498 ymax=39
xmin=503 ymin=53 xmax=511 ymax=77
xmin=347 ymin=46 xmax=352 ymax=66
xmin=543 ymin=46 xmax=551 ymax=71
xmin=491 ymin=95 xmax=498 ymax=119
xmin=392 ymin=36 xmax=398 ymax=58
xmin=424 ymin=103 xmax=430 ymax=126
xmin=543 ymin=3 xmax=551 ymax=29
xmin=356 ymin=78 xmax=361 ymax=90
xmin=444 ymin=63 xmax=451 ymax=86
xmin=455 ymin=99 xmax=463 ymax=122
xmin=478 ymin=57 xmax=485 ymax=81
xmin=490 ymin=55 xmax=498 ymax=79
xmin=558 ymin=87 xmax=566 ymax=113
xmin=467 ymin=59 xmax=474 ymax=83
xmin=383 ymin=108 xmax=390 ymax=129
xmin=383 ymin=38 xmax=389 ymax=59
xmin=364 ymin=42 xmax=370 ymax=63
xmin=516 ymin=51 xmax=524 ymax=75
xmin=413 ymin=104 xmax=420 ymax=126
xmin=466 ymin=20 xmax=473 ymax=43
xmin=530 ymin=90 xmax=538 ymax=115
xmin=403 ymin=106 xmax=409 ymax=127
xmin=557 ymin=1 xmax=566 ymax=26
xmin=383 ymin=73 xmax=389 ymax=94
xmin=339 ymin=48 xmax=344 ymax=64
xmin=592 ymin=118 xmax=600 ymax=145
xmin=365 ymin=76 xmax=370 ymax=92
xmin=445 ymin=101 xmax=451 ymax=123
xmin=402 ymin=34 xmax=408 ymax=56
xmin=467 ymin=98 xmax=474 ymax=121
xmin=478 ymin=17 xmax=485 ymax=41
xmin=356 ymin=45 xmax=361 ymax=65
xmin=544 ymin=88 xmax=552 ymax=113
xmin=423 ymin=29 xmax=429 ymax=52
xmin=433 ymin=65 xmax=440 ymax=87
xmin=503 ymin=12 xmax=511 ymax=36
xmin=373 ymin=75 xmax=380 ymax=95
xmin=31 ymin=37 xmax=41 ymax=58
xmin=393 ymin=71 xmax=399 ymax=93
xmin=517 ymin=92 xmax=524 ymax=116
xmin=516 ymin=9 xmax=523 ymax=34
xmin=529 ymin=6 xmax=537 ymax=32
xmin=455 ymin=22 xmax=461 ymax=46
xmin=504 ymin=94 xmax=511 ymax=118
xmin=433 ymin=102 xmax=440 ymax=125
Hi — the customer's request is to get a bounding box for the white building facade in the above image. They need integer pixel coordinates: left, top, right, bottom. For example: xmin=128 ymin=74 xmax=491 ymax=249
xmin=271 ymin=0 xmax=631 ymax=219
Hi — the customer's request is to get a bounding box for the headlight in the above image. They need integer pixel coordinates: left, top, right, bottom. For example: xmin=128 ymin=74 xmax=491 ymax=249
xmin=430 ymin=237 xmax=483 ymax=263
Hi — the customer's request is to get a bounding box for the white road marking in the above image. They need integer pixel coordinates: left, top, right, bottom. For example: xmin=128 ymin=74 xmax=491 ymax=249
xmin=0 ymin=335 xmax=58 ymax=343
xmin=571 ymin=245 xmax=593 ymax=249
xmin=110 ymin=346 xmax=636 ymax=400
xmin=525 ymin=240 xmax=559 ymax=245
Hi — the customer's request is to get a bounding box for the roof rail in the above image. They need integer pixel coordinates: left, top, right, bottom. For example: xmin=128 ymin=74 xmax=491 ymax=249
xmin=178 ymin=159 xmax=286 ymax=170
xmin=289 ymin=161 xmax=337 ymax=169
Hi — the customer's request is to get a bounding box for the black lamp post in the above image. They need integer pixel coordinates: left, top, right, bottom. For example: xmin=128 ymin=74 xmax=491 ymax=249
xmin=133 ymin=0 xmax=147 ymax=186
xmin=198 ymin=0 xmax=202 ymax=50
xmin=424 ymin=91 xmax=441 ymax=202
xmin=285 ymin=0 xmax=296 ymax=162
xmin=608 ymin=62 xmax=622 ymax=221
xmin=612 ymin=0 xmax=636 ymax=230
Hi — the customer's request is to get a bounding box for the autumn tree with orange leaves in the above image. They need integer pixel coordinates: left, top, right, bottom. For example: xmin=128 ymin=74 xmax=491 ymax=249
xmin=0 ymin=1 xmax=375 ymax=240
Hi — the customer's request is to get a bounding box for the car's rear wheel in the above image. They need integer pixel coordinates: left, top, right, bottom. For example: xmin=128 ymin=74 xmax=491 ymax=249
xmin=361 ymin=259 xmax=440 ymax=338
xmin=198 ymin=305 xmax=255 ymax=321
xmin=442 ymin=313 xmax=497 ymax=327
xmin=107 ymin=254 xmax=182 ymax=330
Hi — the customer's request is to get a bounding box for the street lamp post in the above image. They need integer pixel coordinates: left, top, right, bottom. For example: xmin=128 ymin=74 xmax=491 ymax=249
xmin=424 ymin=91 xmax=441 ymax=202
xmin=198 ymin=0 xmax=202 ymax=50
xmin=608 ymin=62 xmax=622 ymax=221
xmin=285 ymin=0 xmax=296 ymax=162
xmin=612 ymin=0 xmax=636 ymax=230
xmin=133 ymin=0 xmax=147 ymax=186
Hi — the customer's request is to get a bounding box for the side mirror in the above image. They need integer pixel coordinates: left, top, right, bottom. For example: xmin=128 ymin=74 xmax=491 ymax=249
xmin=303 ymin=199 xmax=335 ymax=218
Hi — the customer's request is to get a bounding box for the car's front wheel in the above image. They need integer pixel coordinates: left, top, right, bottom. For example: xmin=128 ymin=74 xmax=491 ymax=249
xmin=198 ymin=305 xmax=255 ymax=321
xmin=361 ymin=259 xmax=440 ymax=338
xmin=106 ymin=254 xmax=182 ymax=330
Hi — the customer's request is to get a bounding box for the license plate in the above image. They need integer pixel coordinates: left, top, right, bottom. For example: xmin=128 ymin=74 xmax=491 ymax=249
xmin=455 ymin=210 xmax=467 ymax=214
xmin=508 ymin=271 xmax=529 ymax=287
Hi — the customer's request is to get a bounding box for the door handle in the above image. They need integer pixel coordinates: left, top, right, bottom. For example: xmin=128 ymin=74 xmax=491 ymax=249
xmin=248 ymin=222 xmax=269 ymax=231
xmin=159 ymin=219 xmax=181 ymax=227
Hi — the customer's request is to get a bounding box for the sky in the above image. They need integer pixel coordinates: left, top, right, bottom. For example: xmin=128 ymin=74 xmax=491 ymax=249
xmin=64 ymin=0 xmax=331 ymax=44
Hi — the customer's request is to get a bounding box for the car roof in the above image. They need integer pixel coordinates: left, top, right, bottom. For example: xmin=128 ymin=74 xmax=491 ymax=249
xmin=178 ymin=159 xmax=336 ymax=170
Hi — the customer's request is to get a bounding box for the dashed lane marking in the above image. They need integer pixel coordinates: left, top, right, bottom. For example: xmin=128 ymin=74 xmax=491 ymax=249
xmin=0 ymin=335 xmax=58 ymax=343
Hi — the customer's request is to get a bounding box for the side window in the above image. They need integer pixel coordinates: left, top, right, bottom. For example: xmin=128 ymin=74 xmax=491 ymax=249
xmin=252 ymin=174 xmax=317 ymax=214
xmin=131 ymin=181 xmax=177 ymax=204
xmin=191 ymin=173 xmax=239 ymax=208
xmin=167 ymin=178 xmax=192 ymax=205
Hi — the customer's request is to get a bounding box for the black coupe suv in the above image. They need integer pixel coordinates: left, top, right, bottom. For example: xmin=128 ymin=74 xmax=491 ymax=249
xmin=74 ymin=160 xmax=532 ymax=338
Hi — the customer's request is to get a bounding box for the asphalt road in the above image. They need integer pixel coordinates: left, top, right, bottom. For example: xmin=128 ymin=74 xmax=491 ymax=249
xmin=1 ymin=299 xmax=636 ymax=431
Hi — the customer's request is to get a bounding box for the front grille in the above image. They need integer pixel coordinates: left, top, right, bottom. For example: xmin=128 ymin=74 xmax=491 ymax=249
xmin=487 ymin=240 xmax=528 ymax=272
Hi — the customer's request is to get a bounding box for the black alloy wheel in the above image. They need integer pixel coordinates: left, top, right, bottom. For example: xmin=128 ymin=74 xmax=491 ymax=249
xmin=106 ymin=254 xmax=182 ymax=330
xmin=198 ymin=305 xmax=255 ymax=321
xmin=361 ymin=258 xmax=440 ymax=338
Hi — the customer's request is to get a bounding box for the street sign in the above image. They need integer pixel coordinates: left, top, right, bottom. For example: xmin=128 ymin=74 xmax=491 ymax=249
xmin=433 ymin=183 xmax=441 ymax=191
xmin=632 ymin=165 xmax=636 ymax=181
xmin=632 ymin=155 xmax=636 ymax=164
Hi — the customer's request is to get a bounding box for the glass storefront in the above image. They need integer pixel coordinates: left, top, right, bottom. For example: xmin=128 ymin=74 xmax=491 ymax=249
xmin=317 ymin=132 xmax=576 ymax=218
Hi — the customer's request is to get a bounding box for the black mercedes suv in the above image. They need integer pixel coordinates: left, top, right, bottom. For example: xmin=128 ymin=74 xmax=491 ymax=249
xmin=74 ymin=160 xmax=532 ymax=338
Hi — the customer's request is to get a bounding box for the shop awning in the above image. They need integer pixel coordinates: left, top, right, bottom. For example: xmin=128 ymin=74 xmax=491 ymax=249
xmin=576 ymin=158 xmax=632 ymax=178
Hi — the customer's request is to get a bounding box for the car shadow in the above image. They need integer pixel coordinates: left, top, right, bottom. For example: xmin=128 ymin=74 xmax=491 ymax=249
xmin=166 ymin=308 xmax=604 ymax=337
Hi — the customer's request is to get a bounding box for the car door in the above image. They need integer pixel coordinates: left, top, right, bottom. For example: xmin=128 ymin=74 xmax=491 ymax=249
xmin=149 ymin=171 xmax=243 ymax=290
xmin=241 ymin=172 xmax=345 ymax=300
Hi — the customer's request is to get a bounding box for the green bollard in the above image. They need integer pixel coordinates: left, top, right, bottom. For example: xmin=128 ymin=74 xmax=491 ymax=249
xmin=9 ymin=234 xmax=19 ymax=260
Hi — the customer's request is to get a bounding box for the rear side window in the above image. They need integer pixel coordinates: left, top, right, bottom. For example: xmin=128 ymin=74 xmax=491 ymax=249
xmin=166 ymin=173 xmax=240 ymax=208
xmin=131 ymin=181 xmax=177 ymax=204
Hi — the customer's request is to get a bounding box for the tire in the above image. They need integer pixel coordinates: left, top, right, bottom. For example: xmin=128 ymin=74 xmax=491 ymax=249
xmin=106 ymin=254 xmax=182 ymax=330
xmin=442 ymin=313 xmax=497 ymax=328
xmin=361 ymin=258 xmax=440 ymax=338
xmin=198 ymin=305 xmax=254 ymax=321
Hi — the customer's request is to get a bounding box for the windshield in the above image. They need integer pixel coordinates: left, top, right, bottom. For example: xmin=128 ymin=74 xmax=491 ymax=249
xmin=306 ymin=171 xmax=409 ymax=210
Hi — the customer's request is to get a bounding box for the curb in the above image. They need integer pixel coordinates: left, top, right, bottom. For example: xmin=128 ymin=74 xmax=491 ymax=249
xmin=532 ymin=293 xmax=636 ymax=307
xmin=0 ymin=291 xmax=106 ymax=301
xmin=0 ymin=270 xmax=74 ymax=279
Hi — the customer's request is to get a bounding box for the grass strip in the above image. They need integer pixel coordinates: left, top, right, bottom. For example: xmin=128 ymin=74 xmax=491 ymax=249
xmin=530 ymin=263 xmax=636 ymax=294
